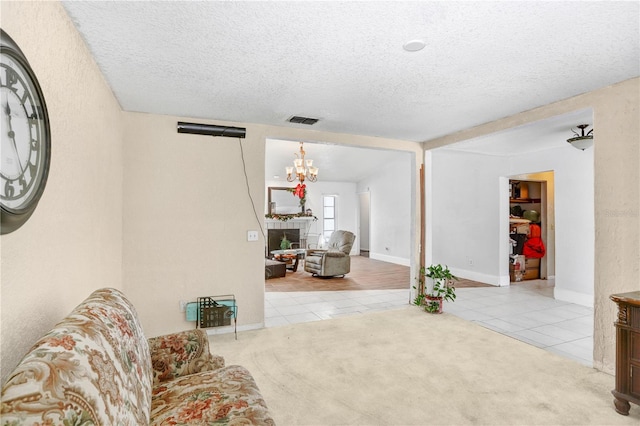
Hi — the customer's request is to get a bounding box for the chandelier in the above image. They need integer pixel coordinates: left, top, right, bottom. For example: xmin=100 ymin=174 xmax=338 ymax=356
xmin=286 ymin=142 xmax=318 ymax=183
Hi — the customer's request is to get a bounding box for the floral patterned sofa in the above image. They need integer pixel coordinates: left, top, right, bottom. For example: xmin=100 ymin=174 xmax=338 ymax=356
xmin=1 ymin=287 xmax=274 ymax=425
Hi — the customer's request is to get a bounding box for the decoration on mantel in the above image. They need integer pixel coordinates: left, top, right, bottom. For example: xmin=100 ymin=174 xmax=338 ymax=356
xmin=287 ymin=184 xmax=306 ymax=207
xmin=265 ymin=212 xmax=317 ymax=222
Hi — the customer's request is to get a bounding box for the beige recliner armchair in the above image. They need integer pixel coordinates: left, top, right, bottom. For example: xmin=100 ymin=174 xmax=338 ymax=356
xmin=304 ymin=230 xmax=356 ymax=277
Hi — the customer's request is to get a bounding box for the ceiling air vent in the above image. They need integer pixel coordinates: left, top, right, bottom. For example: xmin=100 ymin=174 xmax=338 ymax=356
xmin=288 ymin=116 xmax=319 ymax=125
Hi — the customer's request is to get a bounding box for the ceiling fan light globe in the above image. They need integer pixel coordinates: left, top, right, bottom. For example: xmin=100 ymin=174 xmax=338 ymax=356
xmin=567 ymin=136 xmax=594 ymax=150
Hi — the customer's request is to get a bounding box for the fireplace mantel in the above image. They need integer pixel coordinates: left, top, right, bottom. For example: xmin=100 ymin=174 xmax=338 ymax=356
xmin=264 ymin=217 xmax=315 ymax=225
xmin=265 ymin=217 xmax=315 ymax=251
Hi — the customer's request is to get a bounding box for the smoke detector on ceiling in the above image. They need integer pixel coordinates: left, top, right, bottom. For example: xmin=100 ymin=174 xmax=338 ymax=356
xmin=288 ymin=116 xmax=319 ymax=125
xmin=403 ymin=39 xmax=426 ymax=52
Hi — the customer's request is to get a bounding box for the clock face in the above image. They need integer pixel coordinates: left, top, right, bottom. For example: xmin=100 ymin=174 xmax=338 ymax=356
xmin=0 ymin=30 xmax=50 ymax=234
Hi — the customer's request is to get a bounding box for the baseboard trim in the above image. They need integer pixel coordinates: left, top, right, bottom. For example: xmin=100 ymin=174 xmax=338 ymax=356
xmin=554 ymin=288 xmax=594 ymax=308
xmin=448 ymin=268 xmax=503 ymax=286
xmin=369 ymin=253 xmax=410 ymax=266
xmin=204 ymin=322 xmax=264 ymax=336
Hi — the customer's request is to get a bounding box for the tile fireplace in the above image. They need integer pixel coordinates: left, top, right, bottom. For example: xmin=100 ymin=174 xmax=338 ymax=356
xmin=267 ymin=229 xmax=300 ymax=253
xmin=264 ymin=217 xmax=315 ymax=256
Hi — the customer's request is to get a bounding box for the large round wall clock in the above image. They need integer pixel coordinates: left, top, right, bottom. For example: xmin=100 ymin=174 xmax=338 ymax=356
xmin=0 ymin=29 xmax=51 ymax=234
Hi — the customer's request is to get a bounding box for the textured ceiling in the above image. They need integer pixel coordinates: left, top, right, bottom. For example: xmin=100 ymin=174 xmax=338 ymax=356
xmin=61 ymin=1 xmax=639 ymax=145
xmin=61 ymin=2 xmax=638 ymax=181
xmin=441 ymin=108 xmax=594 ymax=156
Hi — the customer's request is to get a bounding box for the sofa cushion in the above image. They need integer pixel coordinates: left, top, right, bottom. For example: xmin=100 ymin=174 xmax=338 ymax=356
xmin=150 ymin=365 xmax=275 ymax=425
xmin=148 ymin=329 xmax=225 ymax=385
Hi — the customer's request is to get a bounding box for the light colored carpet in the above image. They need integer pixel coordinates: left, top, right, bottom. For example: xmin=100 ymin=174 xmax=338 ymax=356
xmin=211 ymin=306 xmax=640 ymax=425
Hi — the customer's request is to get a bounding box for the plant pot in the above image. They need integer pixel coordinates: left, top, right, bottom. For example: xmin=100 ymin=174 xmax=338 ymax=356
xmin=424 ymin=295 xmax=443 ymax=314
xmin=425 ymin=277 xmax=435 ymax=295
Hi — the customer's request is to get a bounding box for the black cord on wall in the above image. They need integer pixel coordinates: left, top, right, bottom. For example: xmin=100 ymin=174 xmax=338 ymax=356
xmin=237 ymin=137 xmax=266 ymax=246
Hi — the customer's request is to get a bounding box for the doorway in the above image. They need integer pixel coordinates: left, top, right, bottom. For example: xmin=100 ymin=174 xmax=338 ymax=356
xmin=508 ymin=174 xmax=554 ymax=283
xmin=358 ymin=192 xmax=370 ymax=257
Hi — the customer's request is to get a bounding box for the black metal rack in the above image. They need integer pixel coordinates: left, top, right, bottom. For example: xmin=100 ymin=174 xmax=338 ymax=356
xmin=195 ymin=294 xmax=237 ymax=339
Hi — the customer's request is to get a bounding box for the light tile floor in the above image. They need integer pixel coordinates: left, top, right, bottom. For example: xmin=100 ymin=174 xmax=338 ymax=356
xmin=449 ymin=279 xmax=594 ymax=367
xmin=265 ymin=278 xmax=594 ymax=367
xmin=265 ymin=289 xmax=410 ymax=327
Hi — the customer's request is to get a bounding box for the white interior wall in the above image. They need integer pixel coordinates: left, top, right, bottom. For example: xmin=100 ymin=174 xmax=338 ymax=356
xmin=428 ymin=140 xmax=594 ymax=305
xmin=509 ymin=147 xmax=594 ymax=306
xmin=356 ymin=154 xmax=413 ymax=266
xmin=428 ymin=150 xmax=508 ymax=284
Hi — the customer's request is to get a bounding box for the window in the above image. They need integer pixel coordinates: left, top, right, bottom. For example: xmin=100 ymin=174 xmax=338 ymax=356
xmin=323 ymin=195 xmax=336 ymax=240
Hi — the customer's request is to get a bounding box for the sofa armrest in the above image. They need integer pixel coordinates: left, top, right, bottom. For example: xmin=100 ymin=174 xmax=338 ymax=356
xmin=325 ymin=250 xmax=346 ymax=258
xmin=148 ymin=329 xmax=225 ymax=385
xmin=306 ymin=248 xmax=327 ymax=256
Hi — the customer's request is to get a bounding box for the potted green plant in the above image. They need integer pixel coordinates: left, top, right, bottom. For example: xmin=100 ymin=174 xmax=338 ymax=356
xmin=413 ymin=264 xmax=457 ymax=313
xmin=280 ymin=233 xmax=291 ymax=250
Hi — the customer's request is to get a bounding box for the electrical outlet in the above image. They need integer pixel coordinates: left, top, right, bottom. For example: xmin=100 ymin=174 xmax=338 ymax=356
xmin=247 ymin=230 xmax=259 ymax=241
xmin=179 ymin=300 xmax=187 ymax=312
xmin=468 ymin=258 xmax=474 ymax=266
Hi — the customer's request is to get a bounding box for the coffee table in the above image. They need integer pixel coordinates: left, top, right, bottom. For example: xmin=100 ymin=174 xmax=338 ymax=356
xmin=270 ymin=249 xmax=306 ymax=272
